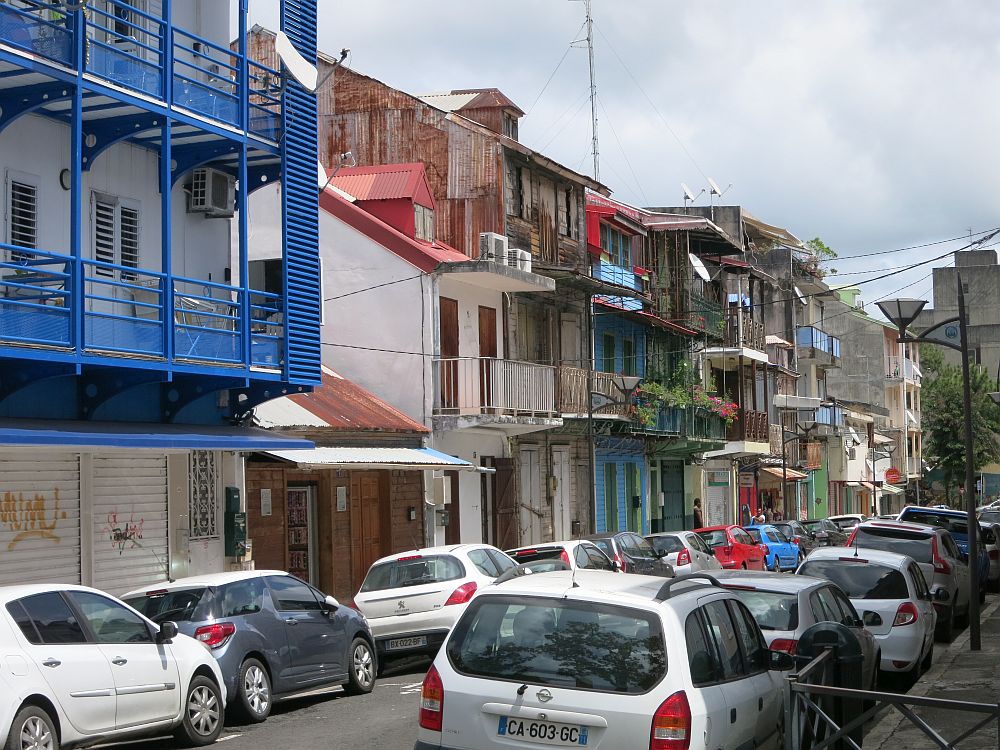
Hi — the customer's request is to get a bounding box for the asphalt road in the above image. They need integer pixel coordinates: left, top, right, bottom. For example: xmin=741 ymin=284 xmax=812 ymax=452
xmin=104 ymin=655 xmax=431 ymax=750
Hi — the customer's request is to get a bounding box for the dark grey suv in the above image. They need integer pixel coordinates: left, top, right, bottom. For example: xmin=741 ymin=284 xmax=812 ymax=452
xmin=123 ymin=570 xmax=375 ymax=723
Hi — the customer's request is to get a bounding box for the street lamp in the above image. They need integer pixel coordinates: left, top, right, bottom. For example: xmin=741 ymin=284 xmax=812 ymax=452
xmin=877 ymin=279 xmax=981 ymax=650
xmin=780 ymin=398 xmax=836 ymax=520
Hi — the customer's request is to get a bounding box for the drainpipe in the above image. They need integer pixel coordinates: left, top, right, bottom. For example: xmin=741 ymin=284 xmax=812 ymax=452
xmin=586 ymin=292 xmax=597 ymax=534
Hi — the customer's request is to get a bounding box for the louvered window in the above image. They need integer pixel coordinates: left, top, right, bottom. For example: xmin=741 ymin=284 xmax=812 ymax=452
xmin=92 ymin=193 xmax=140 ymax=280
xmin=7 ymin=176 xmax=37 ymax=262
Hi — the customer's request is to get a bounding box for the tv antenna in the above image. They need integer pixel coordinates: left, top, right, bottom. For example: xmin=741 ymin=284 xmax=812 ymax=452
xmin=570 ymin=0 xmax=600 ymax=181
xmin=707 ymin=177 xmax=732 ymax=205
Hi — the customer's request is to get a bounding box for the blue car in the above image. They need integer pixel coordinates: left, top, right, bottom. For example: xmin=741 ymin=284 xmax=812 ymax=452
xmin=898 ymin=506 xmax=990 ymax=598
xmin=746 ymin=524 xmax=801 ymax=571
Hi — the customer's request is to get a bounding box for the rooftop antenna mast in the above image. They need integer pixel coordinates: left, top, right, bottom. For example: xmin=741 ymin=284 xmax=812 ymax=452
xmin=571 ymin=0 xmax=600 ymax=181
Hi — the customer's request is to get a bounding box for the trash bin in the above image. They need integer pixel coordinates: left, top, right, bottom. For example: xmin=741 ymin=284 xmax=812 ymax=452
xmin=796 ymin=622 xmax=866 ymax=750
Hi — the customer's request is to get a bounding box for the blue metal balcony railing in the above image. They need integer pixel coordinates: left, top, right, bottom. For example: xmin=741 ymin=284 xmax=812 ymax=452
xmin=815 ymin=404 xmax=845 ymax=427
xmin=0 ymin=1 xmax=282 ymax=140
xmin=0 ymin=243 xmax=284 ymax=370
xmin=796 ymin=325 xmax=841 ymax=358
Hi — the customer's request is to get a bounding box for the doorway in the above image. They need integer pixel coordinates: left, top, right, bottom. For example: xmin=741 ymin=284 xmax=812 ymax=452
xmin=519 ymin=447 xmax=542 ymax=544
xmin=439 ymin=297 xmax=459 ymax=409
xmin=349 ymin=472 xmax=387 ymax=594
xmin=286 ymin=485 xmax=317 ymax=584
xmin=478 ymin=306 xmax=497 ymax=409
xmin=551 ymin=446 xmax=572 ymax=541
xmin=661 ymin=460 xmax=686 ymax=530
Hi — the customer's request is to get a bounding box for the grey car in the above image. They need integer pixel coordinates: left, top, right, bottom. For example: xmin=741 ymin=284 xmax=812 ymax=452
xmin=123 ymin=570 xmax=376 ymax=723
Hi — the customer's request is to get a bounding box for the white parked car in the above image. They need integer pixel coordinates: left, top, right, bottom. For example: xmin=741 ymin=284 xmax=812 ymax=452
xmin=1 ymin=584 xmax=227 ymax=750
xmin=714 ymin=571 xmax=880 ymax=690
xmin=506 ymin=540 xmax=618 ymax=573
xmin=645 ymin=531 xmax=723 ymax=575
xmin=982 ymin=523 xmax=1000 ymax=592
xmin=798 ymin=548 xmax=937 ymax=678
xmin=416 ymin=570 xmax=789 ymax=750
xmin=353 ymin=544 xmax=516 ymax=662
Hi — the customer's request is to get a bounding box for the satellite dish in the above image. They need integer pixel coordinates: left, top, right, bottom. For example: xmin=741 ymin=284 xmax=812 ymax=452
xmin=317 ymin=161 xmax=329 ymax=190
xmin=708 ymin=177 xmax=723 ymax=196
xmin=275 ymin=30 xmax=319 ymax=92
xmin=681 ymin=182 xmax=696 ymax=202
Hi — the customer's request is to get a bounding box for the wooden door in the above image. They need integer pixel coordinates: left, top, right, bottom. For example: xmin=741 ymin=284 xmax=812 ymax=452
xmin=349 ymin=472 xmax=385 ymax=594
xmin=492 ymin=458 xmax=518 ymax=549
xmin=478 ymin=306 xmax=497 ymax=410
xmin=439 ymin=297 xmax=459 ymax=409
xmin=445 ymin=472 xmax=461 ymax=545
xmin=551 ymin=446 xmax=572 ymax=540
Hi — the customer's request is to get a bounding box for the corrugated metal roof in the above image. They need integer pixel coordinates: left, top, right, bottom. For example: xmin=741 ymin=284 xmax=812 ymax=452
xmin=418 ymin=92 xmax=480 ymax=112
xmin=254 ymin=367 xmax=428 ymax=434
xmin=419 ymin=88 xmax=525 ymax=116
xmin=264 ymin=447 xmax=475 ymax=470
xmin=325 ymin=163 xmax=433 ymax=205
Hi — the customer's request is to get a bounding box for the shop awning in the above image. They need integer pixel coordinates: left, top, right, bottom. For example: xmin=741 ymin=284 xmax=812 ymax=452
xmin=873 ymin=433 xmax=895 ymax=445
xmin=262 ymin=447 xmax=487 ymax=472
xmin=760 ymin=466 xmax=808 ymax=481
xmin=879 ymin=484 xmax=904 ymax=495
xmin=0 ymin=418 xmax=313 ymax=451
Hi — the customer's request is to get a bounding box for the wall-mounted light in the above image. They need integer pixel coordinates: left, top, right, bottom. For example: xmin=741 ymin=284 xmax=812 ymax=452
xmin=59 ymin=169 xmax=71 ymax=191
xmin=408 ymin=506 xmax=416 ymax=522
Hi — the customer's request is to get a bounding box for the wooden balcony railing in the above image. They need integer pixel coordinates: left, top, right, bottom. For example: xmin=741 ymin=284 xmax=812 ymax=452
xmin=724 ymin=310 xmax=766 ymax=351
xmin=435 ymin=357 xmax=557 ymax=418
xmin=557 ymin=366 xmax=628 ymax=417
xmin=728 ymin=408 xmax=769 ymax=442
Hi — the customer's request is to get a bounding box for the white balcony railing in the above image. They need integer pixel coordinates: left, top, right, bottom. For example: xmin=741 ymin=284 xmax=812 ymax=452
xmin=433 ymin=357 xmax=557 ymax=419
xmin=907 ymin=456 xmax=922 ymax=476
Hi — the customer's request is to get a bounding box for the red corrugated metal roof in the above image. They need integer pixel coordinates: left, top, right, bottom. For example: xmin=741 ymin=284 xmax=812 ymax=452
xmin=326 ymin=163 xmax=435 ymax=208
xmin=595 ymin=300 xmax=699 ymax=337
xmin=319 ymin=186 xmax=467 ymax=272
xmin=287 ymin=368 xmax=429 ymax=433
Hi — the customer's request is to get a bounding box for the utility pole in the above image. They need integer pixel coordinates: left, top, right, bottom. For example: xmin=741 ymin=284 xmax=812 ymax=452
xmin=584 ymin=0 xmax=600 ymax=181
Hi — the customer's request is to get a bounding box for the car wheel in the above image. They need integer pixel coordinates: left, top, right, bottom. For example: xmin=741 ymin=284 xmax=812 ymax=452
xmin=935 ymin=605 xmax=955 ymax=642
xmin=921 ymin=644 xmax=934 ymax=674
xmin=174 ymin=675 xmax=224 ymax=746
xmin=771 ymin=557 xmax=781 ymax=572
xmin=6 ymin=705 xmax=59 ymax=750
xmin=236 ymin=658 xmax=272 ymax=723
xmin=342 ymin=638 xmax=376 ymax=695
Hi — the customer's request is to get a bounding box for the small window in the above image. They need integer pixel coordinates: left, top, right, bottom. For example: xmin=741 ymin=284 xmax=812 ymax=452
xmin=91 ymin=193 xmax=141 ymax=280
xmin=685 ymin=610 xmax=719 ymax=686
xmin=414 ymin=204 xmax=435 ymax=242
xmin=728 ymin=600 xmax=767 ymax=674
xmin=603 ymin=464 xmax=619 ymax=531
xmin=123 ymin=587 xmax=208 ymax=624
xmin=68 ymin=591 xmax=152 ymax=644
xmin=602 ymin=333 xmax=616 ymax=374
xmin=266 ymin=575 xmax=322 ymax=611
xmin=622 ymin=338 xmax=636 ymax=377
xmin=702 ymin=600 xmax=743 ymax=680
xmin=585 ymin=545 xmax=615 ymax=571
xmin=575 ymin=545 xmax=591 ymax=568
xmin=486 ymin=549 xmax=517 ymax=574
xmin=220 ymin=578 xmax=266 ymax=618
xmin=468 ymin=549 xmax=501 ymax=577
xmin=7 ymin=173 xmax=38 ymax=261
xmin=14 ymin=592 xmax=87 ymax=645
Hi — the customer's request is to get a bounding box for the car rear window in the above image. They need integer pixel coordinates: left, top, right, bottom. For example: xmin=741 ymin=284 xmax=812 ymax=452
xmin=802 ymin=521 xmax=821 ymax=531
xmin=983 ymin=526 xmax=997 ymax=544
xmin=647 ymin=536 xmax=684 ymax=555
xmin=447 ymin=595 xmax=666 ymax=694
xmin=798 ymin=560 xmax=909 ymax=599
xmin=746 ymin=528 xmax=762 ymax=543
xmin=508 ymin=548 xmax=563 ymax=564
xmin=852 ymin=527 xmax=933 ymax=564
xmin=699 ymin=529 xmax=728 ymax=548
xmin=360 ymin=555 xmax=464 ymax=592
xmin=123 ymin=588 xmax=209 ymax=623
xmin=590 ymin=538 xmax=615 ymax=558
xmin=900 ymin=510 xmax=969 ymax=538
xmin=773 ymin=525 xmax=794 ymax=542
xmin=980 ymin=511 xmax=1000 ymax=525
xmin=725 ymin=589 xmax=798 ymax=631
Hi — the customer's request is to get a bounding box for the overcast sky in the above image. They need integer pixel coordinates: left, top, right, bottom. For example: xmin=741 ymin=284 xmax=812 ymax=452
xmin=243 ymin=1 xmax=1000 ymax=310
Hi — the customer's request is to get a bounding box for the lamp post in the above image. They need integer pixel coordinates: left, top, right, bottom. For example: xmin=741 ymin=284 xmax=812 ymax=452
xmin=877 ymin=281 xmax=981 ymax=650
xmin=780 ymin=399 xmax=836 ymax=520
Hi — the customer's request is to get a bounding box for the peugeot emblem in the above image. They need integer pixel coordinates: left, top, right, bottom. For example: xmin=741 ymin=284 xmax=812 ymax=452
xmin=536 ymin=689 xmax=553 ymax=703
xmin=397 ymin=600 xmax=405 ymax=610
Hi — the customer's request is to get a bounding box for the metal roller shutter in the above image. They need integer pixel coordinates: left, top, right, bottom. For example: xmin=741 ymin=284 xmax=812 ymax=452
xmin=0 ymin=453 xmax=82 ymax=586
xmin=92 ymin=454 xmax=169 ymax=596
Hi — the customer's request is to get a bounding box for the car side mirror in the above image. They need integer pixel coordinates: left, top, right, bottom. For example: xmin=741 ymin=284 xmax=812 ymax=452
xmin=324 ymin=595 xmax=340 ymax=611
xmin=156 ymin=621 xmax=178 ymax=644
xmin=768 ymin=649 xmax=795 ymax=672
xmin=862 ymin=611 xmax=882 ymax=627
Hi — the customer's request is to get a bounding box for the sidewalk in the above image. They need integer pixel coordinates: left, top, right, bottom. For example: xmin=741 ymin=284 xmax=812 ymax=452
xmin=865 ymin=596 xmax=1000 ymax=748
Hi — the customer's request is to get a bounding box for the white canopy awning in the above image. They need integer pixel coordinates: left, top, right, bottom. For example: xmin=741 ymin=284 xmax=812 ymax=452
xmin=263 ymin=447 xmax=489 ymax=472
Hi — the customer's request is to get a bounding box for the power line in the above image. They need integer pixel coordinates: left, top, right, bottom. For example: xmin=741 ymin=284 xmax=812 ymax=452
xmin=819 ymin=227 xmax=1000 ymax=263
xmin=538 ymin=91 xmax=593 ymax=152
xmin=596 ymin=93 xmax=649 ymax=205
xmin=524 ymin=22 xmax=585 ymax=115
xmin=322 ymin=273 xmax=423 ymax=302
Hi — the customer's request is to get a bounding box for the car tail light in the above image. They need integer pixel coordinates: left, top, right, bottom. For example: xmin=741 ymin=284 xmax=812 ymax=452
xmin=194 ymin=621 xmax=236 ymax=649
xmin=932 ymin=537 xmax=951 ymax=574
xmin=444 ymin=581 xmax=477 ymax=606
xmin=614 ymin=552 xmax=625 ymax=570
xmin=676 ymin=549 xmax=691 ymax=566
xmin=892 ymin=659 xmax=911 ymax=669
xmin=419 ymin=665 xmax=444 ymax=731
xmin=560 ymin=549 xmax=571 ymax=567
xmin=794 ymin=535 xmax=802 ymax=545
xmin=770 ymin=638 xmax=798 ymax=655
xmin=650 ymin=690 xmax=691 ymax=749
xmin=760 ymin=544 xmax=769 ymax=556
xmin=513 ymin=549 xmax=537 ymax=557
xmin=398 ymin=554 xmax=423 ymax=561
xmin=846 ymin=528 xmax=857 ymax=547
xmin=893 ymin=602 xmax=919 ymax=627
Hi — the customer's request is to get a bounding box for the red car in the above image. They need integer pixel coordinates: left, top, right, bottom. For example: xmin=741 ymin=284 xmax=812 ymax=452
xmin=696 ymin=525 xmax=767 ymax=570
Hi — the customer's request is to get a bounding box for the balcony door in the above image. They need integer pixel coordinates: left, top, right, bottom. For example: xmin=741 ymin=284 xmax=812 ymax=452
xmin=439 ymin=297 xmax=459 ymax=410
xmin=478 ymin=306 xmax=497 ymax=410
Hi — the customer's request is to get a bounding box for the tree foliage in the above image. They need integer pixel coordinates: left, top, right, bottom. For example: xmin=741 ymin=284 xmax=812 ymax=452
xmin=921 ymin=346 xmax=1000 ymax=492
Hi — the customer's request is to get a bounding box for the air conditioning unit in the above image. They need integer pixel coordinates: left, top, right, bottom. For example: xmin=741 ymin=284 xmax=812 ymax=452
xmin=188 ymin=168 xmax=235 ymax=217
xmin=505 ymin=247 xmax=521 ymax=268
xmin=479 ymin=232 xmax=507 ymax=262
xmin=518 ymin=249 xmax=532 ymax=273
